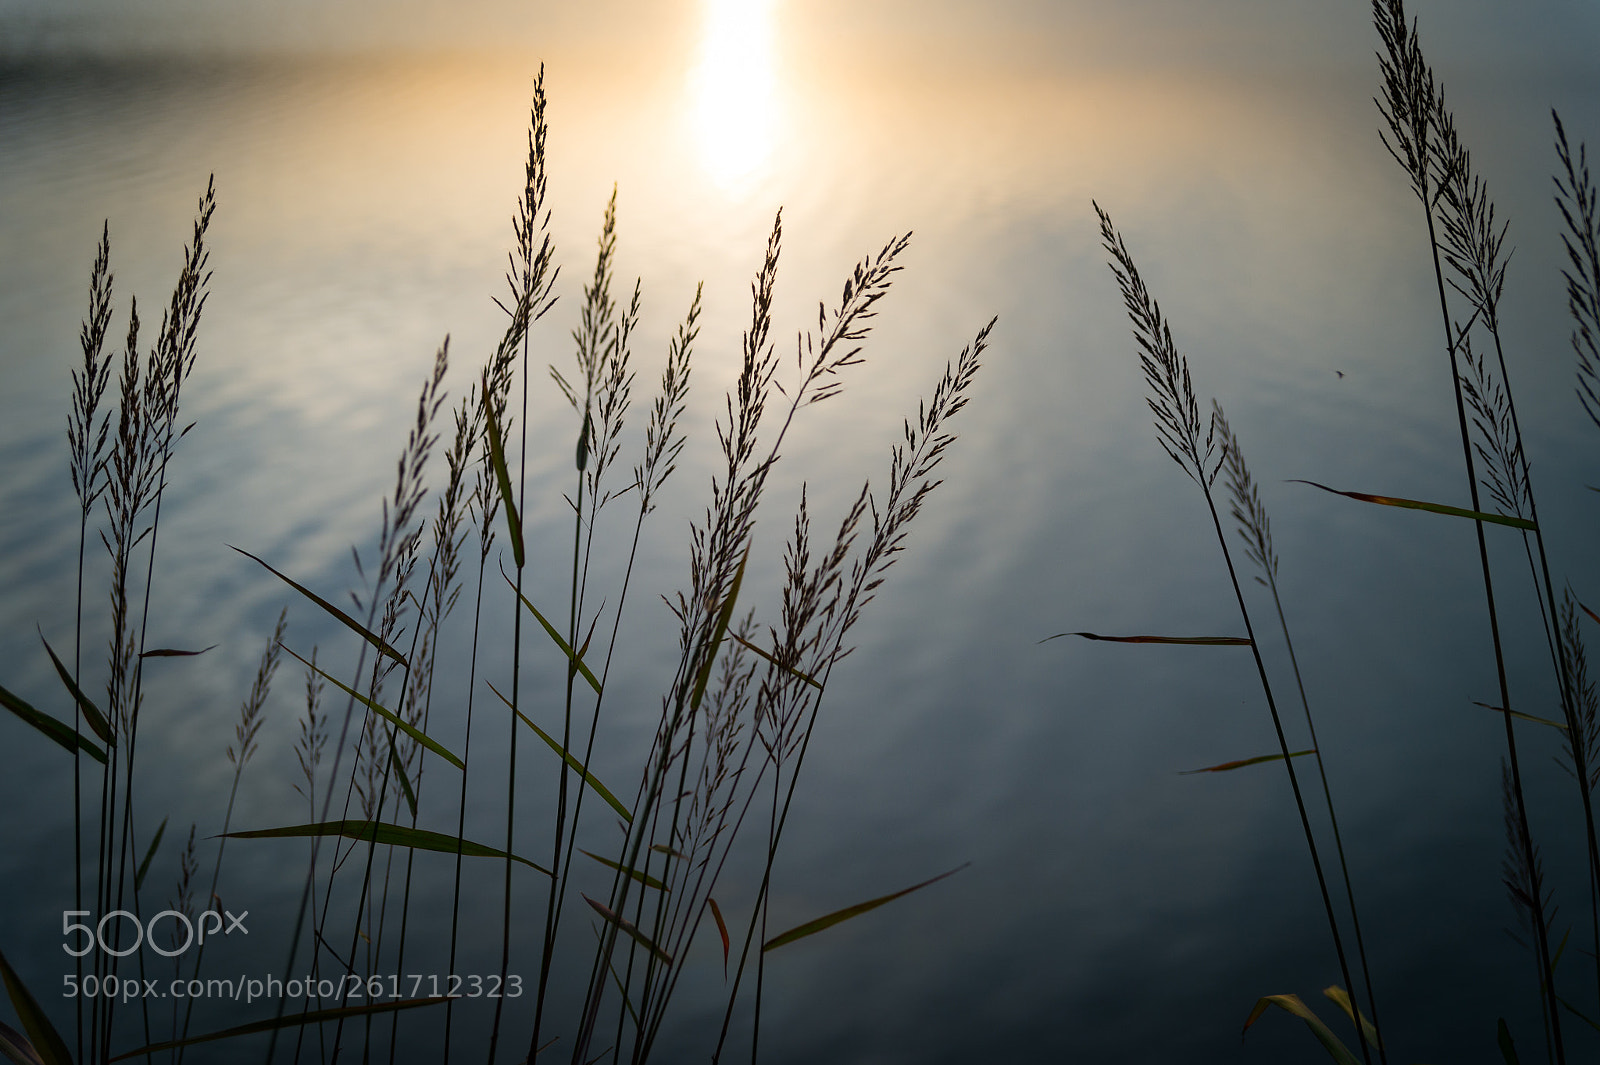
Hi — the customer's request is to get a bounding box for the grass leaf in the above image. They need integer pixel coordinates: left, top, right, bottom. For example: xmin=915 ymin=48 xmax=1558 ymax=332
xmin=707 ymin=897 xmax=730 ymax=976
xmin=0 ymin=947 xmax=71 ymax=1065
xmin=38 ymin=631 xmax=114 ymax=746
xmin=388 ymin=739 xmax=418 ymax=821
xmin=482 ymin=368 xmax=524 ymax=569
xmin=230 ymin=545 xmax=408 ymax=669
xmin=583 ymin=894 xmax=672 ymax=965
xmin=0 ymin=1018 xmax=46 ymax=1065
xmin=579 ymin=849 xmax=669 ymax=891
xmin=486 ymin=681 xmax=630 ymax=822
xmin=134 ymin=816 xmax=169 ymax=892
xmin=691 ymin=548 xmax=749 ymax=713
xmin=1242 ymin=993 xmax=1362 ymax=1065
xmin=107 ymin=995 xmax=453 ymax=1061
xmin=764 ymin=863 xmax=969 ymax=952
xmin=1181 ymin=749 xmax=1315 ymax=775
xmin=0 ymin=681 xmax=108 ymax=763
xmin=282 ymin=645 xmax=462 ymax=770
xmin=731 ymin=632 xmax=824 ymax=689
xmin=1289 ymin=479 xmax=1537 ymax=530
xmin=139 ymin=645 xmax=218 ymax=659
xmin=1471 ymin=701 xmax=1569 ymax=731
xmin=1321 ymin=985 xmax=1381 ymax=1050
xmin=502 ymin=579 xmax=602 ymax=695
xmin=1498 ymin=1017 xmax=1520 ymax=1064
xmin=1041 ymin=632 xmax=1251 ymax=646
xmin=221 ymin=820 xmax=550 ymax=876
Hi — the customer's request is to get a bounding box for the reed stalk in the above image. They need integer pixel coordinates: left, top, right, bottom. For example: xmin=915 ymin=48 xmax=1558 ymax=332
xmin=1372 ymin=2 xmax=1563 ymax=1054
xmin=1095 ymin=201 xmax=1370 ymax=1063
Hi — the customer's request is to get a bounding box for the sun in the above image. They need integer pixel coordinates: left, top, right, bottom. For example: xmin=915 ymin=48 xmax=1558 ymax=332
xmin=690 ymin=0 xmax=780 ymax=190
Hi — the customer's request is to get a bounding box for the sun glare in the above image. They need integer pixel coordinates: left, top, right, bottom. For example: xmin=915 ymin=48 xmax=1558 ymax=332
xmin=691 ymin=0 xmax=779 ymax=189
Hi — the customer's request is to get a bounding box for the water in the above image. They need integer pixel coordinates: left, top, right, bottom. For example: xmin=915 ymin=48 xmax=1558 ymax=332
xmin=3 ymin=4 xmax=1600 ymax=1062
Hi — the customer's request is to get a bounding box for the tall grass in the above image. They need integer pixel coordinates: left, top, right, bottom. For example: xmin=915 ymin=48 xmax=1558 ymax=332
xmin=1067 ymin=2 xmax=1600 ymax=1062
xmin=0 ymin=66 xmax=990 ymax=1065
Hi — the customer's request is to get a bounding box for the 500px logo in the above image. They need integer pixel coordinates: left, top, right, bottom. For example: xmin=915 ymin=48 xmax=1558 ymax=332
xmin=62 ymin=909 xmax=248 ymax=958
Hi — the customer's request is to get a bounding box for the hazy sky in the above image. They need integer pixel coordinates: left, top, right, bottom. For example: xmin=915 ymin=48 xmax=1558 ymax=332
xmin=3 ymin=0 xmax=1598 ymax=73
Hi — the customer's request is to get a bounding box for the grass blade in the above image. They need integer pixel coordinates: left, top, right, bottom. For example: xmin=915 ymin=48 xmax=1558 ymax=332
xmin=389 ymin=740 xmax=418 ymax=821
xmin=707 ymin=898 xmax=730 ymax=975
xmin=1041 ymin=632 xmax=1251 ymax=646
xmin=1242 ymin=993 xmax=1361 ymax=1065
xmin=578 ymin=850 xmax=669 ymax=892
xmin=221 ymin=820 xmax=550 ymax=876
xmin=0 ymin=1018 xmax=46 ymax=1065
xmin=482 ymin=368 xmax=523 ymax=569
xmin=38 ymin=631 xmax=113 ymax=746
xmin=107 ymin=995 xmax=453 ymax=1061
xmin=0 ymin=947 xmax=70 ymax=1065
xmin=583 ymin=895 xmax=673 ymax=965
xmin=691 ymin=548 xmax=749 ymax=713
xmin=230 ymin=545 xmax=408 ymax=669
xmin=1498 ymin=1017 xmax=1521 ymax=1064
xmin=1472 ymin=701 xmax=1570 ymax=731
xmin=134 ymin=815 xmax=169 ymax=892
xmin=764 ymin=863 xmax=969 ymax=952
xmin=1321 ymin=986 xmax=1381 ymax=1050
xmin=730 ymin=632 xmax=823 ymax=689
xmin=0 ymin=681 xmax=108 ymax=763
xmin=502 ymin=578 xmax=602 ymax=694
xmin=1180 ymin=749 xmax=1315 ymax=775
xmin=486 ymin=681 xmax=630 ymax=822
xmin=1289 ymin=480 xmax=1537 ymax=530
xmin=138 ymin=645 xmax=218 ymax=659
xmin=282 ymin=645 xmax=462 ymax=770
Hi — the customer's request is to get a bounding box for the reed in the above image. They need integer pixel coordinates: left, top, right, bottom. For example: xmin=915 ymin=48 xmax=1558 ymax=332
xmin=0 ymin=61 xmax=992 ymax=1065
xmin=1090 ymin=201 xmax=1373 ymax=1063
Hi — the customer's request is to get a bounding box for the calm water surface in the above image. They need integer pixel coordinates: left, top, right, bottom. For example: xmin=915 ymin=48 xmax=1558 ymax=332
xmin=3 ymin=4 xmax=1600 ymax=1062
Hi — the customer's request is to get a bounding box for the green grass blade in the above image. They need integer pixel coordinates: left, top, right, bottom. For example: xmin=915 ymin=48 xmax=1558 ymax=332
xmin=1498 ymin=1017 xmax=1521 ymax=1064
xmin=138 ymin=645 xmax=218 ymax=659
xmin=38 ymin=631 xmax=113 ymax=746
xmin=650 ymin=844 xmax=689 ymax=860
xmin=1471 ymin=702 xmax=1569 ymax=731
xmin=1041 ymin=632 xmax=1251 ymax=646
xmin=1180 ymin=749 xmax=1315 ymax=775
xmin=764 ymin=863 xmax=969 ymax=952
xmin=221 ymin=820 xmax=550 ymax=876
xmin=579 ymin=849 xmax=669 ymax=891
xmin=282 ymin=645 xmax=462 ymax=770
xmin=583 ymin=894 xmax=673 ymax=965
xmin=502 ymin=579 xmax=602 ymax=695
xmin=707 ymin=897 xmax=730 ymax=975
xmin=1321 ymin=986 xmax=1381 ymax=1050
xmin=1289 ymin=480 xmax=1537 ymax=530
xmin=230 ymin=545 xmax=408 ymax=669
xmin=0 ymin=1017 xmax=47 ymax=1065
xmin=482 ymin=368 xmax=523 ymax=569
xmin=134 ymin=816 xmax=169 ymax=892
xmin=107 ymin=995 xmax=452 ymax=1061
xmin=388 ymin=740 xmax=418 ymax=821
xmin=0 ymin=681 xmax=108 ymax=763
xmin=0 ymin=947 xmax=71 ymax=1065
xmin=1242 ymin=993 xmax=1361 ymax=1065
xmin=486 ymin=681 xmax=630 ymax=822
xmin=691 ymin=548 xmax=749 ymax=713
xmin=730 ymin=632 xmax=823 ymax=689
